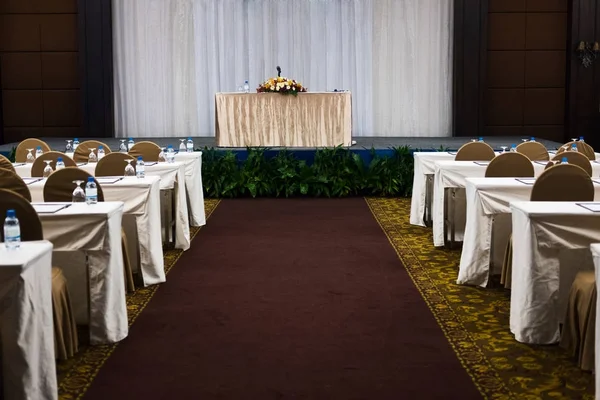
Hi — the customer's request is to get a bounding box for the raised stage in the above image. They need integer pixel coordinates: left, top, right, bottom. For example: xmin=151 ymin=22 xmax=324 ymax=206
xmin=0 ymin=136 xmax=564 ymax=157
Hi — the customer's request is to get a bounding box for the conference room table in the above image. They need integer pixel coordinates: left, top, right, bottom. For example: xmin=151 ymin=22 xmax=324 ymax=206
xmin=0 ymin=240 xmax=57 ymax=400
xmin=509 ymin=202 xmax=600 ymax=345
xmin=215 ymin=92 xmax=352 ymax=147
xmin=458 ymin=178 xmax=600 ymax=288
xmin=35 ymin=201 xmax=128 ymax=345
xmin=26 ymin=176 xmax=165 ymax=286
xmin=13 ymin=161 xmax=192 ymax=251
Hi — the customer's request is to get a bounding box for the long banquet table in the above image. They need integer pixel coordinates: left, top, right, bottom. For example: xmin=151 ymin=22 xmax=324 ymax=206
xmin=0 ymin=241 xmax=57 ymax=400
xmin=215 ymin=92 xmax=352 ymax=147
xmin=510 ymin=202 xmax=600 ymax=344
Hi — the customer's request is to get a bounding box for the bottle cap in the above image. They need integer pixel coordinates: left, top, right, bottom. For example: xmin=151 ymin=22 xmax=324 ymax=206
xmin=57 ymin=157 xmax=63 ymax=162
xmin=137 ymin=156 xmax=143 ymax=161
xmin=511 ymin=144 xmax=516 ymax=147
xmin=580 ymin=136 xmax=584 ymax=140
xmin=6 ymin=209 xmax=15 ymax=218
xmin=87 ymin=177 xmax=94 ymax=182
xmin=168 ymin=144 xmax=173 ymax=148
xmin=74 ymin=138 xmax=78 ymax=141
xmin=188 ymin=137 xmax=192 ymax=140
xmin=37 ymin=146 xmax=41 ymax=150
xmin=531 ymin=137 xmax=535 ymax=140
xmin=562 ymin=157 xmax=568 ymax=163
xmin=99 ymin=145 xmax=103 ymax=149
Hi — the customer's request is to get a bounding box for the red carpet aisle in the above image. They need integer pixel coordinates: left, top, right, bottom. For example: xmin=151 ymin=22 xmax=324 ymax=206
xmin=84 ymin=199 xmax=481 ymax=399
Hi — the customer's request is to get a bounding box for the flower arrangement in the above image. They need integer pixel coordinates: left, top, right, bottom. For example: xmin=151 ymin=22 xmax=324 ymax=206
xmin=256 ymin=66 xmax=307 ymax=96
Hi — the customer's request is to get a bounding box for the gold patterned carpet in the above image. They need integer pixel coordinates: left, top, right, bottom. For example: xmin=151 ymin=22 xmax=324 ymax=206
xmin=366 ymin=197 xmax=594 ymax=400
xmin=56 ymin=197 xmax=594 ymax=399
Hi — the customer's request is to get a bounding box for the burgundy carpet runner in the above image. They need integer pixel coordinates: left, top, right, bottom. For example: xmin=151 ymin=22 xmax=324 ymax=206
xmin=84 ymin=198 xmax=481 ymax=399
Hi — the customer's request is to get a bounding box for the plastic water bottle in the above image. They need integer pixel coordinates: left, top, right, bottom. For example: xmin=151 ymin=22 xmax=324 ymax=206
xmin=85 ymin=177 xmax=98 ymax=205
xmin=56 ymin=157 xmax=65 ymax=170
xmin=98 ymin=145 xmax=105 ymax=160
xmin=187 ymin=137 xmax=194 ymax=153
xmin=478 ymin=137 xmax=483 ymax=142
xmin=3 ymin=209 xmax=20 ymax=250
xmin=136 ymin=156 xmax=145 ymax=179
xmin=166 ymin=145 xmax=175 ymax=163
xmin=561 ymin=157 xmax=568 ymax=164
xmin=35 ymin=146 xmax=43 ymax=158
xmin=530 ymin=137 xmax=536 ymax=142
xmin=243 ymin=80 xmax=250 ymax=93
xmin=510 ymin=144 xmax=517 ymax=152
xmin=73 ymin=138 xmax=79 ymax=150
xmin=571 ymin=143 xmax=578 ymax=152
xmin=128 ymin=138 xmax=135 ymax=151
xmin=579 ymin=136 xmax=585 ymax=143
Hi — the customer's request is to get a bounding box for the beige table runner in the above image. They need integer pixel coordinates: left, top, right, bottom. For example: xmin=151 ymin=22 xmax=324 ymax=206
xmin=215 ymin=92 xmax=352 ymax=147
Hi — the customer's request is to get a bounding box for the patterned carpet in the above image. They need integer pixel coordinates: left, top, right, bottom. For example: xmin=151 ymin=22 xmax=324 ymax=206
xmin=366 ymin=197 xmax=594 ymax=400
xmin=56 ymin=199 xmax=221 ymax=400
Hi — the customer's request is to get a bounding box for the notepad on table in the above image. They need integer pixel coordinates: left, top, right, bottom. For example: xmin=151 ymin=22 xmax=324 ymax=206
xmin=31 ymin=203 xmax=71 ymax=214
xmin=516 ymin=178 xmax=536 ymax=185
xmin=447 ymin=152 xmax=457 ymax=156
xmin=143 ymin=161 xmax=158 ymax=167
xmin=22 ymin=177 xmax=42 ymax=185
xmin=77 ymin=162 xmax=87 ymax=166
xmin=12 ymin=163 xmax=26 ymax=167
xmin=577 ymin=203 xmax=600 ymax=212
xmin=593 ymin=179 xmax=600 ymax=185
xmin=474 ymin=161 xmax=490 ymax=166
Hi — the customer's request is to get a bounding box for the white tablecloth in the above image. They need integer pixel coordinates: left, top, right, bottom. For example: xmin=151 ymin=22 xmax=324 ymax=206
xmin=39 ymin=202 xmax=128 ymax=344
xmin=15 ymin=163 xmax=192 ymax=251
xmin=510 ymin=202 xmax=600 ymax=344
xmin=174 ymin=152 xmax=206 ymax=226
xmin=431 ymin=160 xmax=600 ymax=247
xmin=458 ymin=178 xmax=600 ymax=287
xmin=27 ymin=177 xmax=165 ymax=286
xmin=592 ymin=243 xmax=600 ymax=398
xmin=0 ymin=241 xmax=57 ymax=400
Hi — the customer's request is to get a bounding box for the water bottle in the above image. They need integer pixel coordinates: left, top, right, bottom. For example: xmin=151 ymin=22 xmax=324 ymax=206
xmin=571 ymin=143 xmax=578 ymax=152
xmin=243 ymin=80 xmax=250 ymax=93
xmin=136 ymin=156 xmax=145 ymax=179
xmin=530 ymin=137 xmax=536 ymax=142
xmin=128 ymin=138 xmax=135 ymax=151
xmin=98 ymin=145 xmax=105 ymax=160
xmin=73 ymin=138 xmax=79 ymax=150
xmin=85 ymin=177 xmax=98 ymax=205
xmin=3 ymin=210 xmax=20 ymax=250
xmin=561 ymin=157 xmax=568 ymax=164
xmin=35 ymin=146 xmax=43 ymax=158
xmin=579 ymin=136 xmax=585 ymax=143
xmin=166 ymin=145 xmax=175 ymax=163
xmin=56 ymin=157 xmax=65 ymax=170
xmin=187 ymin=137 xmax=194 ymax=153
xmin=510 ymin=144 xmax=517 ymax=152
xmin=478 ymin=137 xmax=483 ymax=142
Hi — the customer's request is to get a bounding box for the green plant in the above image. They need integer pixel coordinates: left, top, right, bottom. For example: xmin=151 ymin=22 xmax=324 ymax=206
xmin=7 ymin=146 xmax=16 ymax=162
xmin=200 ymin=145 xmax=414 ymax=198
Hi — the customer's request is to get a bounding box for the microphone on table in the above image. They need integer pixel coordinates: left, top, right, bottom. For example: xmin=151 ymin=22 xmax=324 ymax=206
xmin=276 ymin=66 xmax=281 ymax=77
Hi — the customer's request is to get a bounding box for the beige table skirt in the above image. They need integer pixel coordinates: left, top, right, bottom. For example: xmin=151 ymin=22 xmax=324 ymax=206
xmin=215 ymin=92 xmax=352 ymax=147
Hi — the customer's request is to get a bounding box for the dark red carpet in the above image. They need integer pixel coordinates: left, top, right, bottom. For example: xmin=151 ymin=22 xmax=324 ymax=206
xmin=84 ymin=198 xmax=481 ymax=399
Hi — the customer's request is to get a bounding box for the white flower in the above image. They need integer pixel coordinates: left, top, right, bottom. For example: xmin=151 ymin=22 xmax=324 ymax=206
xmin=276 ymin=86 xmax=280 ymax=91
xmin=286 ymin=86 xmax=290 ymax=89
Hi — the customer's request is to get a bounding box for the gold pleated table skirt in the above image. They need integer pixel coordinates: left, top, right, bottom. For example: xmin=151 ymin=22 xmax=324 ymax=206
xmin=215 ymin=92 xmax=352 ymax=147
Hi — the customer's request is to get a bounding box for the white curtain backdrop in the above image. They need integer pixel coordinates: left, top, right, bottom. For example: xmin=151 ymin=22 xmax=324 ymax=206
xmin=113 ymin=0 xmax=453 ymax=138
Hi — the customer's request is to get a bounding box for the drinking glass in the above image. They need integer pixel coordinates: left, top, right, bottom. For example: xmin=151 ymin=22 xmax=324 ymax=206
xmin=119 ymin=140 xmax=127 ymax=153
xmin=43 ymin=160 xmax=53 ymax=177
xmin=72 ymin=180 xmax=85 ymax=202
xmin=571 ymin=138 xmax=578 ymax=142
xmin=521 ymin=138 xmax=529 ymax=143
xmin=179 ymin=139 xmax=186 ymax=152
xmin=500 ymin=146 xmax=508 ymax=153
xmin=65 ymin=140 xmax=73 ymax=153
xmin=26 ymin=149 xmax=35 ymax=163
xmin=124 ymin=160 xmax=135 ymax=177
xmin=158 ymin=148 xmax=166 ymax=162
xmin=88 ymin=148 xmax=97 ymax=163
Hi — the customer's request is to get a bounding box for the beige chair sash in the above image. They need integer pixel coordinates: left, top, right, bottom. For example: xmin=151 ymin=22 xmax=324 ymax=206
xmin=43 ymin=167 xmax=105 ymax=202
xmin=485 ymin=152 xmax=534 ymax=178
xmin=15 ymin=139 xmax=51 ymax=163
xmin=95 ymin=153 xmax=137 ymax=177
xmin=31 ymin=151 xmax=76 ymax=178
xmin=0 ymin=168 xmax=32 ymax=201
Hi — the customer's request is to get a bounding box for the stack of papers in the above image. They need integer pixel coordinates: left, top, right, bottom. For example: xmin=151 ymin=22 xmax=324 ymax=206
xmin=96 ymin=177 xmax=123 ymax=185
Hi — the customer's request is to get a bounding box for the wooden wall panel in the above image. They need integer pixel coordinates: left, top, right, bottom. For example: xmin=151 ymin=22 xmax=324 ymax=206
xmin=0 ymin=0 xmax=80 ymax=144
xmin=485 ymin=0 xmax=569 ymax=142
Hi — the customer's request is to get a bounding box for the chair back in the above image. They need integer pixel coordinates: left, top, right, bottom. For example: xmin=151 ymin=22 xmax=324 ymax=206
xmin=43 ymin=167 xmax=105 ymax=202
xmin=129 ymin=141 xmax=162 ymax=162
xmin=0 ymin=168 xmax=31 ymax=201
xmin=15 ymin=139 xmax=51 ymax=162
xmin=0 ymin=189 xmax=43 ymax=242
xmin=551 ymin=151 xmax=593 ymax=176
xmin=95 ymin=153 xmax=137 ymax=177
xmin=544 ymin=161 xmax=555 ymax=170
xmin=516 ymin=141 xmax=549 ymax=161
xmin=485 ymin=152 xmax=534 ymax=178
xmin=455 ymin=142 xmax=496 ymax=161
xmin=73 ymin=140 xmax=112 ymax=163
xmin=557 ymin=141 xmax=596 ymax=160
xmin=30 ymin=151 xmax=76 ymax=178
xmin=0 ymin=155 xmax=15 ymax=173
xmin=531 ymin=164 xmax=594 ymax=201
